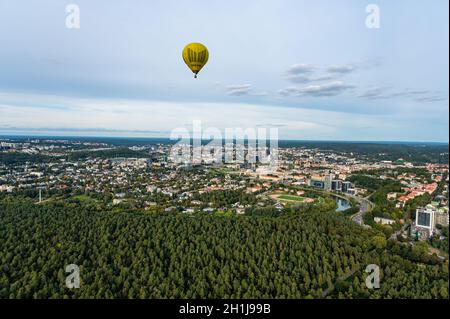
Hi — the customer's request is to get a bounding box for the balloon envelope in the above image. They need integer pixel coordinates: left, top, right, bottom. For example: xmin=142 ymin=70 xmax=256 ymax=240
xmin=182 ymin=43 xmax=209 ymax=77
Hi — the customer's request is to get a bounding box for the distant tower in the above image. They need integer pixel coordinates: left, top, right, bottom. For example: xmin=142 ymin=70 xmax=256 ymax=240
xmin=39 ymin=188 xmax=42 ymax=203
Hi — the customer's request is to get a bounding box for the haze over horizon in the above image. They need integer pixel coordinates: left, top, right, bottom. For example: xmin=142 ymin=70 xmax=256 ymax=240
xmin=0 ymin=0 xmax=448 ymax=142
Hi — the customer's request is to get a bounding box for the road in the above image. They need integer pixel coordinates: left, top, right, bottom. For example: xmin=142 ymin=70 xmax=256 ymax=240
xmin=350 ymin=194 xmax=375 ymax=227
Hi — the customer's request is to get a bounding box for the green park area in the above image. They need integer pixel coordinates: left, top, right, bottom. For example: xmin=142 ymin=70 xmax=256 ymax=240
xmin=278 ymin=195 xmax=306 ymax=202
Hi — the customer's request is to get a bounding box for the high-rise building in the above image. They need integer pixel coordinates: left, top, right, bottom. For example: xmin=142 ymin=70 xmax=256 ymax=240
xmin=342 ymin=181 xmax=352 ymax=193
xmin=331 ymin=180 xmax=342 ymax=191
xmin=415 ymin=207 xmax=436 ymax=235
xmin=324 ymin=175 xmax=333 ymax=191
xmin=310 ymin=176 xmax=352 ymax=193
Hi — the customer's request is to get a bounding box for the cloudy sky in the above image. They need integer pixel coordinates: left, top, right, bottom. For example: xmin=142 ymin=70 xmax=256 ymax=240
xmin=0 ymin=0 xmax=448 ymax=141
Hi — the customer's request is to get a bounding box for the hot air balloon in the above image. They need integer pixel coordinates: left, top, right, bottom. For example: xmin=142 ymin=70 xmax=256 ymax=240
xmin=182 ymin=43 xmax=209 ymax=78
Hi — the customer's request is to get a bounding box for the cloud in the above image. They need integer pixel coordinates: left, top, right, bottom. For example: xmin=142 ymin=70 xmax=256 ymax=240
xmin=284 ymin=63 xmax=355 ymax=84
xmin=326 ymin=64 xmax=356 ymax=74
xmin=279 ymin=87 xmax=300 ymax=96
xmin=286 ymin=74 xmax=335 ymax=84
xmin=285 ymin=75 xmax=310 ymax=83
xmin=358 ymin=87 xmax=448 ymax=103
xmin=279 ymin=81 xmax=355 ymax=97
xmin=413 ymin=96 xmax=448 ymax=103
xmin=0 ymin=91 xmax=447 ymax=141
xmin=0 ymin=126 xmax=170 ymax=135
xmin=0 ymin=92 xmax=327 ymax=138
xmin=286 ymin=64 xmax=316 ymax=75
xmin=255 ymin=123 xmax=288 ymax=128
xmin=225 ymin=84 xmax=252 ymax=96
xmin=357 ymin=87 xmax=388 ymax=100
xmin=285 ymin=64 xmax=318 ymax=84
xmin=224 ymin=85 xmax=268 ymax=97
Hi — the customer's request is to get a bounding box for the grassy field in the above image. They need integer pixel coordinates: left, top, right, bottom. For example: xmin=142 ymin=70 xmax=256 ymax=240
xmin=213 ymin=210 xmax=235 ymax=217
xmin=278 ymin=195 xmax=305 ymax=202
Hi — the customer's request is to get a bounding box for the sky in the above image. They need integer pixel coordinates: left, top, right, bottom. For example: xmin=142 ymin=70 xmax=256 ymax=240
xmin=0 ymin=0 xmax=448 ymax=142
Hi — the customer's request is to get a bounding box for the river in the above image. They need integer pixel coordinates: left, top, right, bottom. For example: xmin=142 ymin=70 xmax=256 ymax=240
xmin=333 ymin=196 xmax=351 ymax=212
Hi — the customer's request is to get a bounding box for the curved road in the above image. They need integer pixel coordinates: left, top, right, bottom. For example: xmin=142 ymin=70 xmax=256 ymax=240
xmin=349 ymin=194 xmax=375 ymax=227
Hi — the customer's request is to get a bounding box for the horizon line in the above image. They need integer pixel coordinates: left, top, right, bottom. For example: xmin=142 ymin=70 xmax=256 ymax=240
xmin=0 ymin=133 xmax=448 ymax=145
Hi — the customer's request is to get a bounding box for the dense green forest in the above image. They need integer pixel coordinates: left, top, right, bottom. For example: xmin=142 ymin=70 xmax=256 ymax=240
xmin=0 ymin=199 xmax=448 ymax=299
xmin=0 ymin=148 xmax=150 ymax=165
xmin=67 ymin=148 xmax=150 ymax=160
xmin=278 ymin=142 xmax=449 ymax=164
xmin=347 ymin=175 xmax=403 ymax=192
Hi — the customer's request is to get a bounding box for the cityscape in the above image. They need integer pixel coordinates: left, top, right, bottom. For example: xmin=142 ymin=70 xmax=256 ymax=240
xmin=0 ymin=136 xmax=448 ymax=299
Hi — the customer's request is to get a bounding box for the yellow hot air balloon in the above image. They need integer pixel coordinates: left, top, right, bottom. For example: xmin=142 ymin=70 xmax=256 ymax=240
xmin=182 ymin=42 xmax=209 ymax=78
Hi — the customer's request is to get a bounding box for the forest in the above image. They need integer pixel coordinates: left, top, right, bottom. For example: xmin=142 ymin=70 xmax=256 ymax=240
xmin=278 ymin=141 xmax=449 ymax=164
xmin=0 ymin=198 xmax=448 ymax=299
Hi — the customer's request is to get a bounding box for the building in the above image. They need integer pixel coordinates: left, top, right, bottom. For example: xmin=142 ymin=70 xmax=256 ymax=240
xmin=324 ymin=175 xmax=333 ymax=191
xmin=310 ymin=176 xmax=354 ymax=194
xmin=331 ymin=180 xmax=343 ymax=192
xmin=310 ymin=178 xmax=325 ymax=189
xmin=435 ymin=209 xmax=449 ymax=227
xmin=414 ymin=207 xmax=436 ymax=238
xmin=342 ymin=181 xmax=353 ymax=193
xmin=387 ymin=192 xmax=397 ymax=200
xmin=374 ymin=217 xmax=395 ymax=225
